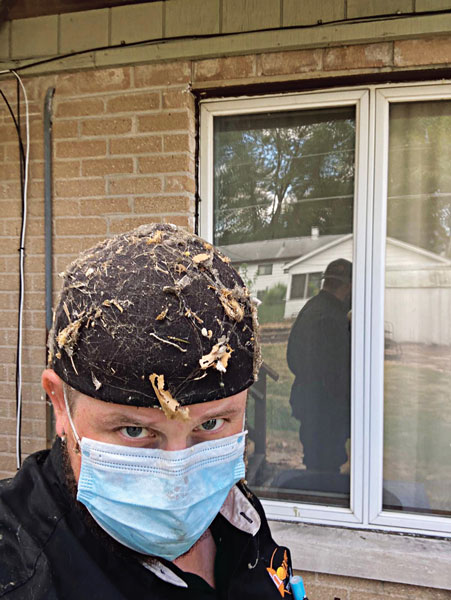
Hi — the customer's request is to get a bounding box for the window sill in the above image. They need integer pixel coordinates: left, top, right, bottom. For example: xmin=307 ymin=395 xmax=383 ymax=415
xmin=269 ymin=520 xmax=451 ymax=590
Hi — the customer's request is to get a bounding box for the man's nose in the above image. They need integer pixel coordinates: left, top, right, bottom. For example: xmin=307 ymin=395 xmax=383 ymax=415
xmin=161 ymin=434 xmax=192 ymax=451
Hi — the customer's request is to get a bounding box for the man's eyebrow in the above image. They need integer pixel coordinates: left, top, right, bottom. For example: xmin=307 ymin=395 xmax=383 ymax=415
xmin=197 ymin=407 xmax=242 ymax=421
xmin=100 ymin=413 xmax=157 ymax=426
xmin=99 ymin=406 xmax=242 ymax=426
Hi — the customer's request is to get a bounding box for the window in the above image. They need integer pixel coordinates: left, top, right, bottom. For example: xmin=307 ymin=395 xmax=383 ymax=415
xmin=306 ymin=272 xmax=322 ymax=298
xmin=290 ymin=272 xmax=323 ymax=300
xmin=290 ymin=274 xmax=306 ymax=299
xmin=257 ymin=264 xmax=273 ymax=276
xmin=200 ymin=84 xmax=451 ymax=537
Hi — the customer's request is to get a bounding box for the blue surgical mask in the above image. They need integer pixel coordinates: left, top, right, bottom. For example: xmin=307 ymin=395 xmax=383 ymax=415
xmin=63 ymin=390 xmax=246 ymax=560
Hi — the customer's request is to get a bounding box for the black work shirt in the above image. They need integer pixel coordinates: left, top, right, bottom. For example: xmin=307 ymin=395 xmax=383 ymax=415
xmin=0 ymin=440 xmax=293 ymax=599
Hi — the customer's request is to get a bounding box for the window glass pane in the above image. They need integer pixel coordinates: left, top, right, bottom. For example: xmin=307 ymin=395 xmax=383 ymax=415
xmin=214 ymin=107 xmax=355 ymax=507
xmin=291 ymin=274 xmax=307 ymax=299
xmin=257 ymin=264 xmax=273 ymax=276
xmin=307 ymin=272 xmax=322 ymax=298
xmin=384 ymin=101 xmax=451 ymax=517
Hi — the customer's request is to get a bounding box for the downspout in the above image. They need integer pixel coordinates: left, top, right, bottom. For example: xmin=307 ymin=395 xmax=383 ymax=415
xmin=44 ymin=86 xmax=55 ymax=445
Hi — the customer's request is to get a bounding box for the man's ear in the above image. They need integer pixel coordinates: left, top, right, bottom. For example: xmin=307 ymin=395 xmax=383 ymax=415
xmin=42 ymin=369 xmax=68 ymax=438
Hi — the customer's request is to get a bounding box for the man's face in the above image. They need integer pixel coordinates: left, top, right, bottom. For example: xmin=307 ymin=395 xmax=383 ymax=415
xmin=43 ymin=369 xmax=247 ymax=482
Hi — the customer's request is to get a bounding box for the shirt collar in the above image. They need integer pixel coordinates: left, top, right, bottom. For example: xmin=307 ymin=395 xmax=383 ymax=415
xmin=141 ymin=560 xmax=188 ymax=588
xmin=219 ymin=484 xmax=261 ymax=535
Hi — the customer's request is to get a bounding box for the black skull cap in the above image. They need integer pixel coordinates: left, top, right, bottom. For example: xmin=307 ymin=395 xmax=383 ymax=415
xmin=48 ymin=223 xmax=260 ymax=408
xmin=322 ymin=258 xmax=352 ymax=283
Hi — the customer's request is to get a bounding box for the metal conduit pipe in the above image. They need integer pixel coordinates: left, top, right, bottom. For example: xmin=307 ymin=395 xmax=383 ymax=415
xmin=44 ymin=86 xmax=55 ymax=445
xmin=44 ymin=87 xmax=55 ymax=332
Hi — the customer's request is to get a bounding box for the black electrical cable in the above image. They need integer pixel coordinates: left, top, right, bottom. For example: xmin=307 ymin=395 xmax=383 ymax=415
xmin=0 ymin=90 xmax=25 ymax=163
xmin=0 ymin=84 xmax=26 ymax=467
xmin=3 ymin=8 xmax=451 ymax=75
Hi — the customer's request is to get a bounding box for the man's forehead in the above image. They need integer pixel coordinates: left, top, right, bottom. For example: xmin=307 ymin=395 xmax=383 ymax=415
xmin=77 ymin=389 xmax=247 ymax=422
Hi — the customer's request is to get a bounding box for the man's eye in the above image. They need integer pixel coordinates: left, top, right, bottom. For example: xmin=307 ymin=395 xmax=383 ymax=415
xmin=120 ymin=426 xmax=147 ymax=439
xmin=199 ymin=418 xmax=224 ymax=432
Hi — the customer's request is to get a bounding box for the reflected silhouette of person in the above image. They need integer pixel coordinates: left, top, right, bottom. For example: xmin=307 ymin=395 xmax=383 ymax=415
xmin=287 ymin=259 xmax=352 ymax=474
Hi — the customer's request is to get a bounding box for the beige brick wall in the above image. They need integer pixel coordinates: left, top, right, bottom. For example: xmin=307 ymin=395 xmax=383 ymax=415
xmin=191 ymin=36 xmax=451 ymax=89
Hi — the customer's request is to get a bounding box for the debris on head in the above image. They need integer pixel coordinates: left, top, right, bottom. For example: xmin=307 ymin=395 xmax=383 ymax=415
xmin=192 ymin=253 xmax=211 ymax=264
xmin=102 ymin=299 xmax=124 ymax=313
xmin=149 ymin=373 xmax=189 ymax=420
xmin=185 ymin=308 xmax=204 ymax=324
xmin=149 ymin=332 xmax=188 ymax=353
xmin=146 ymin=230 xmax=163 ymax=245
xmin=62 ymin=302 xmax=70 ymax=320
xmin=56 ymin=314 xmax=84 ymax=357
xmin=175 ymin=263 xmax=187 ymax=274
xmin=199 ymin=337 xmax=233 ymax=373
xmin=218 ymin=288 xmax=245 ymax=322
xmin=92 ymin=372 xmax=102 ymax=390
xmin=156 ymin=308 xmax=168 ymax=321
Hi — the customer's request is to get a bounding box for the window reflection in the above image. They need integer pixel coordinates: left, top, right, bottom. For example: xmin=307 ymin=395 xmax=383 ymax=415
xmin=286 ymin=258 xmax=352 ymax=487
xmin=383 ymin=101 xmax=451 ymax=517
xmin=214 ymin=107 xmax=355 ymax=507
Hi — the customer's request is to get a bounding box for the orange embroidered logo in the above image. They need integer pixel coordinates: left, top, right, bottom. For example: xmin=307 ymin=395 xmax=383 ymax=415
xmin=266 ymin=548 xmax=291 ymax=597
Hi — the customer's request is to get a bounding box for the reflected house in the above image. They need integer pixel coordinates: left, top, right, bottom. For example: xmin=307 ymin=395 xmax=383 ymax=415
xmin=287 ymin=235 xmax=451 ymax=346
xmin=384 ymin=238 xmax=451 ymax=345
xmin=223 ymin=233 xmax=451 ymax=346
xmin=219 ymin=231 xmax=346 ymax=306
xmin=285 ymin=234 xmax=451 ymax=344
xmin=284 ymin=233 xmax=353 ymax=319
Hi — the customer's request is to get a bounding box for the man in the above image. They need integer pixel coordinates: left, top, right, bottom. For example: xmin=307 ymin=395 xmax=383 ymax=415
xmin=287 ymin=258 xmax=352 ymax=476
xmin=0 ymin=224 xmax=292 ymax=599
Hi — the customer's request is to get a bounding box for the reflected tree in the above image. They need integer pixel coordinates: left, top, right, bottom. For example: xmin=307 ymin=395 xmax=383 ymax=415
xmin=388 ymin=101 xmax=451 ymax=257
xmin=214 ymin=108 xmax=355 ymax=245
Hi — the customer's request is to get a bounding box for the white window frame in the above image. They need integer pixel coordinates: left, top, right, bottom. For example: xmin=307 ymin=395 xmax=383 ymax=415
xmin=369 ymin=84 xmax=451 ymax=537
xmin=199 ymin=84 xmax=451 ymax=538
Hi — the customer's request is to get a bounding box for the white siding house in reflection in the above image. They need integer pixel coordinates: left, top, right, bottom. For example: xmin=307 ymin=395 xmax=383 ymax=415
xmin=283 ymin=234 xmax=353 ymax=318
xmin=221 ymin=234 xmax=451 ymax=345
xmin=384 ymin=238 xmax=451 ymax=345
xmin=219 ymin=233 xmax=344 ymax=297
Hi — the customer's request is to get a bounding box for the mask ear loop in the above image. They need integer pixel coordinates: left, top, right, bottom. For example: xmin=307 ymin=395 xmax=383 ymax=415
xmin=63 ymin=386 xmax=81 ymax=453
